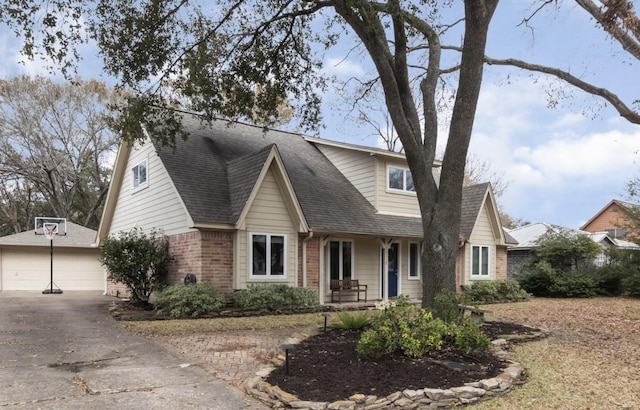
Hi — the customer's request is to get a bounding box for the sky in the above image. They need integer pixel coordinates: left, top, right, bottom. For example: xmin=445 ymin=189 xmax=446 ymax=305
xmin=0 ymin=1 xmax=638 ymax=230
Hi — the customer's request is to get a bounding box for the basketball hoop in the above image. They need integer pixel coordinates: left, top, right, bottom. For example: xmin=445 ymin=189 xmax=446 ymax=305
xmin=43 ymin=223 xmax=58 ymax=241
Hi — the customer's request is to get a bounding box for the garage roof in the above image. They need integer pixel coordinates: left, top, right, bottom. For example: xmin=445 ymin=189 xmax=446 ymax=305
xmin=0 ymin=222 xmax=97 ymax=248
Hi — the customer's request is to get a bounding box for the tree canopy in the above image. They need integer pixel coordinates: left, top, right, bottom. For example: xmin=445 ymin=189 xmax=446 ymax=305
xmin=0 ymin=76 xmax=119 ymax=234
xmin=1 ymin=0 xmax=638 ymax=305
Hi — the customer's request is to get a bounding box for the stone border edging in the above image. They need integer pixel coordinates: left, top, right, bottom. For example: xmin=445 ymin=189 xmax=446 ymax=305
xmin=245 ymin=329 xmax=548 ymax=409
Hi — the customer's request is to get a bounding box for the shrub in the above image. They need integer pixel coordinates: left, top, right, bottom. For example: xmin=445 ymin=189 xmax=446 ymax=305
xmin=100 ymin=228 xmax=170 ymax=303
xmin=356 ymin=295 xmax=489 ymax=360
xmin=234 ymin=284 xmax=320 ymax=311
xmin=516 ymin=261 xmax=557 ymax=297
xmin=549 ymin=272 xmax=598 ymax=297
xmin=432 ymin=289 xmax=467 ymax=323
xmin=463 ymin=280 xmax=530 ymax=303
xmin=331 ymin=311 xmax=371 ymax=330
xmin=452 ymin=320 xmax=491 ymax=354
xmin=154 ymin=283 xmax=226 ymax=318
xmin=623 ymin=269 xmax=640 ymax=297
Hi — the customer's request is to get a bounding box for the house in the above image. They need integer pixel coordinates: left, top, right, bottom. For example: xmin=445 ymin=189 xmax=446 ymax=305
xmin=98 ymin=114 xmax=510 ymax=303
xmin=506 ymin=222 xmax=638 ymax=277
xmin=0 ymin=222 xmax=104 ymax=291
xmin=580 ymin=199 xmax=638 ymax=239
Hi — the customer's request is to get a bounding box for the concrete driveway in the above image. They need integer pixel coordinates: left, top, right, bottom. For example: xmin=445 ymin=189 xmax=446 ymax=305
xmin=0 ymin=292 xmax=268 ymax=409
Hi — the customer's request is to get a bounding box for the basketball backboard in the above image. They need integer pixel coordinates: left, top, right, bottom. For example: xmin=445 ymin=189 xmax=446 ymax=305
xmin=35 ymin=217 xmax=67 ymax=236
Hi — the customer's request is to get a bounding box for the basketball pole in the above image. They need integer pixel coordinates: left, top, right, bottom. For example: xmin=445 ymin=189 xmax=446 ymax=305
xmin=49 ymin=237 xmax=53 ymax=295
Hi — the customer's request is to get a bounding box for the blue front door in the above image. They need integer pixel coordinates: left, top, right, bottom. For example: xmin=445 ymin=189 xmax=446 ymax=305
xmin=381 ymin=243 xmax=399 ymax=298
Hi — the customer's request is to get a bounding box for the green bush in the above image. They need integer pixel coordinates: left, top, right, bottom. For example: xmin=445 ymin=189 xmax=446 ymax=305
xmin=517 ymin=261 xmax=600 ymax=298
xmin=587 ymin=266 xmax=625 ymax=296
xmin=623 ymin=269 xmax=640 ymax=297
xmin=431 ymin=289 xmax=468 ymax=323
xmin=154 ymin=283 xmax=226 ymax=318
xmin=549 ymin=272 xmax=598 ymax=297
xmin=516 ymin=261 xmax=557 ymax=297
xmin=452 ymin=320 xmax=491 ymax=354
xmin=100 ymin=227 xmax=170 ymax=303
xmin=331 ymin=311 xmax=371 ymax=330
xmin=356 ymin=295 xmax=489 ymax=360
xmin=234 ymin=284 xmax=319 ymax=311
xmin=463 ymin=280 xmax=530 ymax=303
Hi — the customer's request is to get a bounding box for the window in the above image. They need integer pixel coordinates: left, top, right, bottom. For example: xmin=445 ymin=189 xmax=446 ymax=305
xmin=329 ymin=240 xmax=353 ymax=280
xmin=408 ymin=242 xmax=420 ymax=279
xmin=251 ymin=233 xmax=286 ymax=277
xmin=472 ymin=245 xmax=490 ymax=277
xmin=132 ymin=159 xmax=148 ymax=190
xmin=388 ymin=166 xmax=415 ymax=192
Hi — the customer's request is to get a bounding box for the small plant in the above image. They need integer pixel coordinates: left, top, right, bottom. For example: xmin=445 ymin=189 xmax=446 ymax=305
xmin=432 ymin=289 xmax=467 ymax=323
xmin=154 ymin=283 xmax=226 ymax=318
xmin=331 ymin=311 xmax=370 ymax=330
xmin=234 ymin=284 xmax=319 ymax=311
xmin=356 ymin=295 xmax=489 ymax=360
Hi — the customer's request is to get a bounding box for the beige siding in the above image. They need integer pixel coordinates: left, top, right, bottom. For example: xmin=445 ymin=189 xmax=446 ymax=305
xmin=319 ymin=237 xmax=423 ymax=302
xmin=462 ymin=204 xmax=497 ymax=286
xmin=237 ymin=166 xmax=298 ymax=288
xmin=400 ymin=241 xmax=422 ymax=299
xmin=376 ymin=158 xmax=421 ymax=216
xmin=316 ymin=144 xmax=376 ymax=204
xmin=110 ymin=141 xmax=192 ymax=236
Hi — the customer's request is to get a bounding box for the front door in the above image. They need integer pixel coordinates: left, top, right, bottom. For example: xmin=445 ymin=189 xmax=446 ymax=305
xmin=381 ymin=243 xmax=399 ymax=298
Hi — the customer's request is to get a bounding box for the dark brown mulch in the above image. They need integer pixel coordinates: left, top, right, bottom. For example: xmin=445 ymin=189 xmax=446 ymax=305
xmin=266 ymin=322 xmax=536 ymax=403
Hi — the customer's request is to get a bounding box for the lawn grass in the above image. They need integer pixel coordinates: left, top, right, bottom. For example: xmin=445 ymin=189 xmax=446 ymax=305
xmin=122 ymin=312 xmax=338 ymax=336
xmin=473 ymin=297 xmax=640 ymax=409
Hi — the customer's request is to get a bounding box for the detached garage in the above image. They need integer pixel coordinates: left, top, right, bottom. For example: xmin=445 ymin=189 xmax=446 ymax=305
xmin=0 ymin=222 xmax=105 ymax=292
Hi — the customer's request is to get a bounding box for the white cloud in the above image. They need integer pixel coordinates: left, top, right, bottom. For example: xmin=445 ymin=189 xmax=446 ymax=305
xmin=324 ymin=57 xmax=366 ymax=77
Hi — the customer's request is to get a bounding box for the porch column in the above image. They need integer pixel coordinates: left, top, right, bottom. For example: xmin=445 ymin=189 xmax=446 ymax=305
xmin=378 ymin=238 xmax=393 ymax=301
xmin=318 ymin=236 xmax=329 ymax=305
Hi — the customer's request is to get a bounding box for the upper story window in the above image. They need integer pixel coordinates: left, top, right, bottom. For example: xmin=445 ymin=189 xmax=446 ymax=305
xmin=250 ymin=233 xmax=286 ymax=278
xmin=132 ymin=159 xmax=148 ymax=190
xmin=388 ymin=165 xmax=415 ymax=193
xmin=472 ymin=245 xmax=490 ymax=277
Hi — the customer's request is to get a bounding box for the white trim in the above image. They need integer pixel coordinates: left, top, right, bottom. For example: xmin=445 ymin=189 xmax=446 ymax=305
xmin=386 ymin=164 xmax=416 ymax=195
xmin=408 ymin=241 xmax=421 ymax=280
xmin=471 ymin=245 xmax=491 ymax=278
xmin=248 ymin=232 xmax=287 ymax=280
xmin=326 ymin=239 xmax=355 ymax=281
xmin=131 ymin=158 xmax=149 ymax=192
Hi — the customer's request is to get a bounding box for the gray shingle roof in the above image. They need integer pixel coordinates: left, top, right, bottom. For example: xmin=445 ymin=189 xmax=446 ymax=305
xmin=154 ymin=114 xmax=492 ymax=239
xmin=0 ymin=222 xmax=97 ymax=248
xmin=460 ymin=183 xmax=490 ymax=240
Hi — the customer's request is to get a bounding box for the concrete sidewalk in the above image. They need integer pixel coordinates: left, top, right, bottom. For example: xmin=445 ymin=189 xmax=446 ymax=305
xmin=0 ymin=292 xmax=268 ymax=409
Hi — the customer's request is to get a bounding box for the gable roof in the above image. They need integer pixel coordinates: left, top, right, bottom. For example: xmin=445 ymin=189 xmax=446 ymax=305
xmin=459 ymin=182 xmax=506 ymax=245
xmin=0 ymin=222 xmax=97 ymax=248
xmin=580 ymin=199 xmax=637 ymax=231
xmin=114 ymin=113 xmax=503 ymax=240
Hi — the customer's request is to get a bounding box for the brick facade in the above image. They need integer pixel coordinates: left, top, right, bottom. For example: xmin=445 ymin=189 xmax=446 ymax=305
xmin=297 ymin=235 xmax=320 ymax=292
xmin=582 ymin=202 xmax=632 ymax=237
xmin=495 ymin=246 xmax=508 ymax=280
xmin=168 ymin=230 xmax=235 ymax=294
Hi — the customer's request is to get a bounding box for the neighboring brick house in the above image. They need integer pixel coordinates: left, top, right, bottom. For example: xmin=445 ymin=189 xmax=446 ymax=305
xmin=98 ymin=114 xmax=511 ymax=303
xmin=580 ymin=200 xmax=638 ymax=239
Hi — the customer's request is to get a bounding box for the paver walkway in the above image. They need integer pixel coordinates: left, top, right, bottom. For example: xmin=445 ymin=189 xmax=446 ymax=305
xmin=153 ymin=326 xmax=318 ymax=390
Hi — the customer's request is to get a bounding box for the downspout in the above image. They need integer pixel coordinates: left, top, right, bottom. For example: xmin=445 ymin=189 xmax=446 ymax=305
xmin=302 ymin=231 xmax=314 ymax=289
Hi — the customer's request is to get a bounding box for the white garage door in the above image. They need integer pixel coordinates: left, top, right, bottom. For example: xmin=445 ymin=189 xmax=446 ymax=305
xmin=1 ymin=247 xmax=105 ymax=291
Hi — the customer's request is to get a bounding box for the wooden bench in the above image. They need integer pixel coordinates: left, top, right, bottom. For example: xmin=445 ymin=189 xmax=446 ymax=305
xmin=457 ymin=304 xmax=491 ymax=324
xmin=330 ymin=279 xmax=367 ymax=303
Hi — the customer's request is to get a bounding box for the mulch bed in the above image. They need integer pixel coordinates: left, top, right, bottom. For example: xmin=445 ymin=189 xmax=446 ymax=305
xmin=266 ymin=322 xmax=536 ymax=403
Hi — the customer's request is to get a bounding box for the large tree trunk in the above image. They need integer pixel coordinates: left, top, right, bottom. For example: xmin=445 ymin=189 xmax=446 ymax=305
xmin=419 ymin=1 xmax=498 ymax=308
